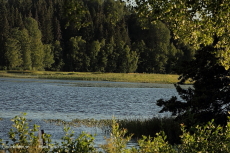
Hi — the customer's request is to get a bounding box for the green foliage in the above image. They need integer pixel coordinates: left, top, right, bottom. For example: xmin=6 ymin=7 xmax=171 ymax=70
xmin=63 ymin=0 xmax=91 ymax=30
xmin=20 ymin=29 xmax=32 ymax=70
xmin=5 ymin=37 xmax=22 ymax=70
xmin=24 ymin=17 xmax=44 ymax=70
xmin=6 ymin=113 xmax=51 ymax=153
xmin=135 ymin=0 xmax=230 ymax=70
xmin=116 ymin=41 xmax=138 ymax=73
xmin=157 ymin=46 xmax=230 ymax=126
xmin=43 ymin=44 xmax=55 ymax=69
xmin=135 ymin=21 xmax=180 ymax=73
xmin=179 ymin=120 xmax=230 ymax=152
xmin=104 ymin=0 xmax=126 ymax=25
xmin=0 ymin=0 xmax=191 ymax=73
xmin=100 ymin=118 xmax=133 ymax=153
xmin=67 ymin=36 xmax=88 ymax=71
xmin=118 ymin=117 xmax=181 ymax=144
xmin=137 ymin=132 xmax=177 ymax=153
xmin=3 ymin=114 xmax=230 ymax=152
xmin=51 ymin=41 xmax=64 ymax=71
xmin=53 ymin=127 xmax=96 ymax=153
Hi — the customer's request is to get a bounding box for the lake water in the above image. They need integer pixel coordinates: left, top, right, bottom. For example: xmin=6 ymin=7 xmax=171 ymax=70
xmin=0 ymin=77 xmax=182 ymax=146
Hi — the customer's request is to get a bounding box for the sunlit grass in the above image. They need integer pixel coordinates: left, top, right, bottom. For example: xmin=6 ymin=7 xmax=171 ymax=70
xmin=0 ymin=70 xmax=184 ymax=84
xmin=44 ymin=117 xmax=181 ymax=144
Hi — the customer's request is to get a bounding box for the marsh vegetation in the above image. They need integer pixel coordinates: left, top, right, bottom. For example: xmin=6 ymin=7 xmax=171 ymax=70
xmin=0 ymin=70 xmax=181 ymax=84
xmin=1 ymin=113 xmax=230 ymax=153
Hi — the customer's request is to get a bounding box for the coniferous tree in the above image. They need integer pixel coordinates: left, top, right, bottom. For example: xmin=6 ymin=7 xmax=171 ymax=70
xmin=14 ymin=9 xmax=24 ymax=29
xmin=53 ymin=17 xmax=62 ymax=41
xmin=43 ymin=44 xmax=55 ymax=69
xmin=0 ymin=0 xmax=193 ymax=72
xmin=0 ymin=2 xmax=10 ymax=69
xmin=52 ymin=40 xmax=64 ymax=71
xmin=43 ymin=6 xmax=54 ymax=43
xmin=157 ymin=45 xmax=230 ymax=126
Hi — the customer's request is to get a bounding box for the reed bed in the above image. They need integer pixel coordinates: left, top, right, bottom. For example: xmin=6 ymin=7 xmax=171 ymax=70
xmin=44 ymin=118 xmax=113 ymax=128
xmin=44 ymin=117 xmax=181 ymax=144
xmin=0 ymin=70 xmax=181 ymax=84
xmin=118 ymin=117 xmax=182 ymax=144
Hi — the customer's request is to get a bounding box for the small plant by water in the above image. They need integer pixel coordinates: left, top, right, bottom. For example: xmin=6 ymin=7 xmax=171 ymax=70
xmin=1 ymin=113 xmax=230 ymax=153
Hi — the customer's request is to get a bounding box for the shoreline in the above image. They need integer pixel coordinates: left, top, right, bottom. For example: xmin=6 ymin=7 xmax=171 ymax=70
xmin=0 ymin=70 xmax=192 ymax=86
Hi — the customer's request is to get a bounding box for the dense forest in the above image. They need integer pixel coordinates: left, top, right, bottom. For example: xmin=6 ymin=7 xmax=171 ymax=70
xmin=0 ymin=0 xmax=195 ymax=73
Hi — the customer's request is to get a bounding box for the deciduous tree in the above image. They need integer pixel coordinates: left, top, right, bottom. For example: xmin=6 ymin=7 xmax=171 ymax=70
xmin=135 ymin=0 xmax=230 ymax=69
xmin=24 ymin=17 xmax=44 ymax=70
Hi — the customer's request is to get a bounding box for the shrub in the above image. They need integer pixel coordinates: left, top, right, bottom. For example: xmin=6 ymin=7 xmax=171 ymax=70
xmin=52 ymin=127 xmax=96 ymax=153
xmin=1 ymin=113 xmax=230 ymax=153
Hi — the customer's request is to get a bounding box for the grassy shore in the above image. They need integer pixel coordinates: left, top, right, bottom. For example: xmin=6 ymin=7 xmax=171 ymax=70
xmin=44 ymin=117 xmax=181 ymax=144
xmin=0 ymin=70 xmax=182 ymax=84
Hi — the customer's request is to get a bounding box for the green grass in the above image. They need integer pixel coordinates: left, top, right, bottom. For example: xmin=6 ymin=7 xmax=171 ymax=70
xmin=118 ymin=117 xmax=181 ymax=144
xmin=0 ymin=70 xmax=182 ymax=84
xmin=44 ymin=117 xmax=181 ymax=144
xmin=2 ymin=114 xmax=230 ymax=153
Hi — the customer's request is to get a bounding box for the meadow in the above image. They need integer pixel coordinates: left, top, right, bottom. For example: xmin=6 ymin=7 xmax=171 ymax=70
xmin=0 ymin=70 xmax=182 ymax=84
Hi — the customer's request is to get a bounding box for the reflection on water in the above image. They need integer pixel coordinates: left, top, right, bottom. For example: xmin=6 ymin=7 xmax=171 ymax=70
xmin=0 ymin=77 xmax=180 ymax=145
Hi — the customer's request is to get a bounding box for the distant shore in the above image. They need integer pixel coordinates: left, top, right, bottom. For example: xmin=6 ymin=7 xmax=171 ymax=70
xmin=0 ymin=70 xmax=191 ymax=85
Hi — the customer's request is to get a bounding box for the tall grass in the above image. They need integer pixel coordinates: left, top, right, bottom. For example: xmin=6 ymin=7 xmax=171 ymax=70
xmin=118 ymin=117 xmax=181 ymax=144
xmin=0 ymin=70 xmax=181 ymax=84
xmin=2 ymin=114 xmax=230 ymax=153
xmin=44 ymin=117 xmax=181 ymax=144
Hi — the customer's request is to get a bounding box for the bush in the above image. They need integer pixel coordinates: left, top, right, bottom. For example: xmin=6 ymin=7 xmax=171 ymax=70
xmin=1 ymin=113 xmax=230 ymax=153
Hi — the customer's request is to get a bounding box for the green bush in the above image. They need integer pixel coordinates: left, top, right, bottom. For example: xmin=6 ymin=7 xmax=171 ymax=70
xmin=52 ymin=127 xmax=96 ymax=153
xmin=1 ymin=113 xmax=230 ymax=153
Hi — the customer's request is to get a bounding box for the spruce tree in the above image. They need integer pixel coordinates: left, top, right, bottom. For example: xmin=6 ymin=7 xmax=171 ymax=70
xmin=0 ymin=4 xmax=10 ymax=69
xmin=52 ymin=40 xmax=64 ymax=71
xmin=43 ymin=44 xmax=55 ymax=69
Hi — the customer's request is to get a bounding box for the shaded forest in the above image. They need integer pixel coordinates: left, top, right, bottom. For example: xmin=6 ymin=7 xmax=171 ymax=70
xmin=0 ymin=0 xmax=195 ymax=73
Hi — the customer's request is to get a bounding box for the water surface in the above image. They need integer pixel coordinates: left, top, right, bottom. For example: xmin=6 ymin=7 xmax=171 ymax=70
xmin=0 ymin=77 xmax=181 ymax=145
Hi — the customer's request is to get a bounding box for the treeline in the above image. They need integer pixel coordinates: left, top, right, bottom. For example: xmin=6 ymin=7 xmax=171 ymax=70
xmin=0 ymin=0 xmax=195 ymax=73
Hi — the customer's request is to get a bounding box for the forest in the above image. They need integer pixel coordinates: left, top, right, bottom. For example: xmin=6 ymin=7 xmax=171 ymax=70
xmin=0 ymin=0 xmax=195 ymax=73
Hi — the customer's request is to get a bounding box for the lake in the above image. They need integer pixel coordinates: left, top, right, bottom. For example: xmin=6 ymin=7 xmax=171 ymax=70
xmin=0 ymin=77 xmax=182 ymax=146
